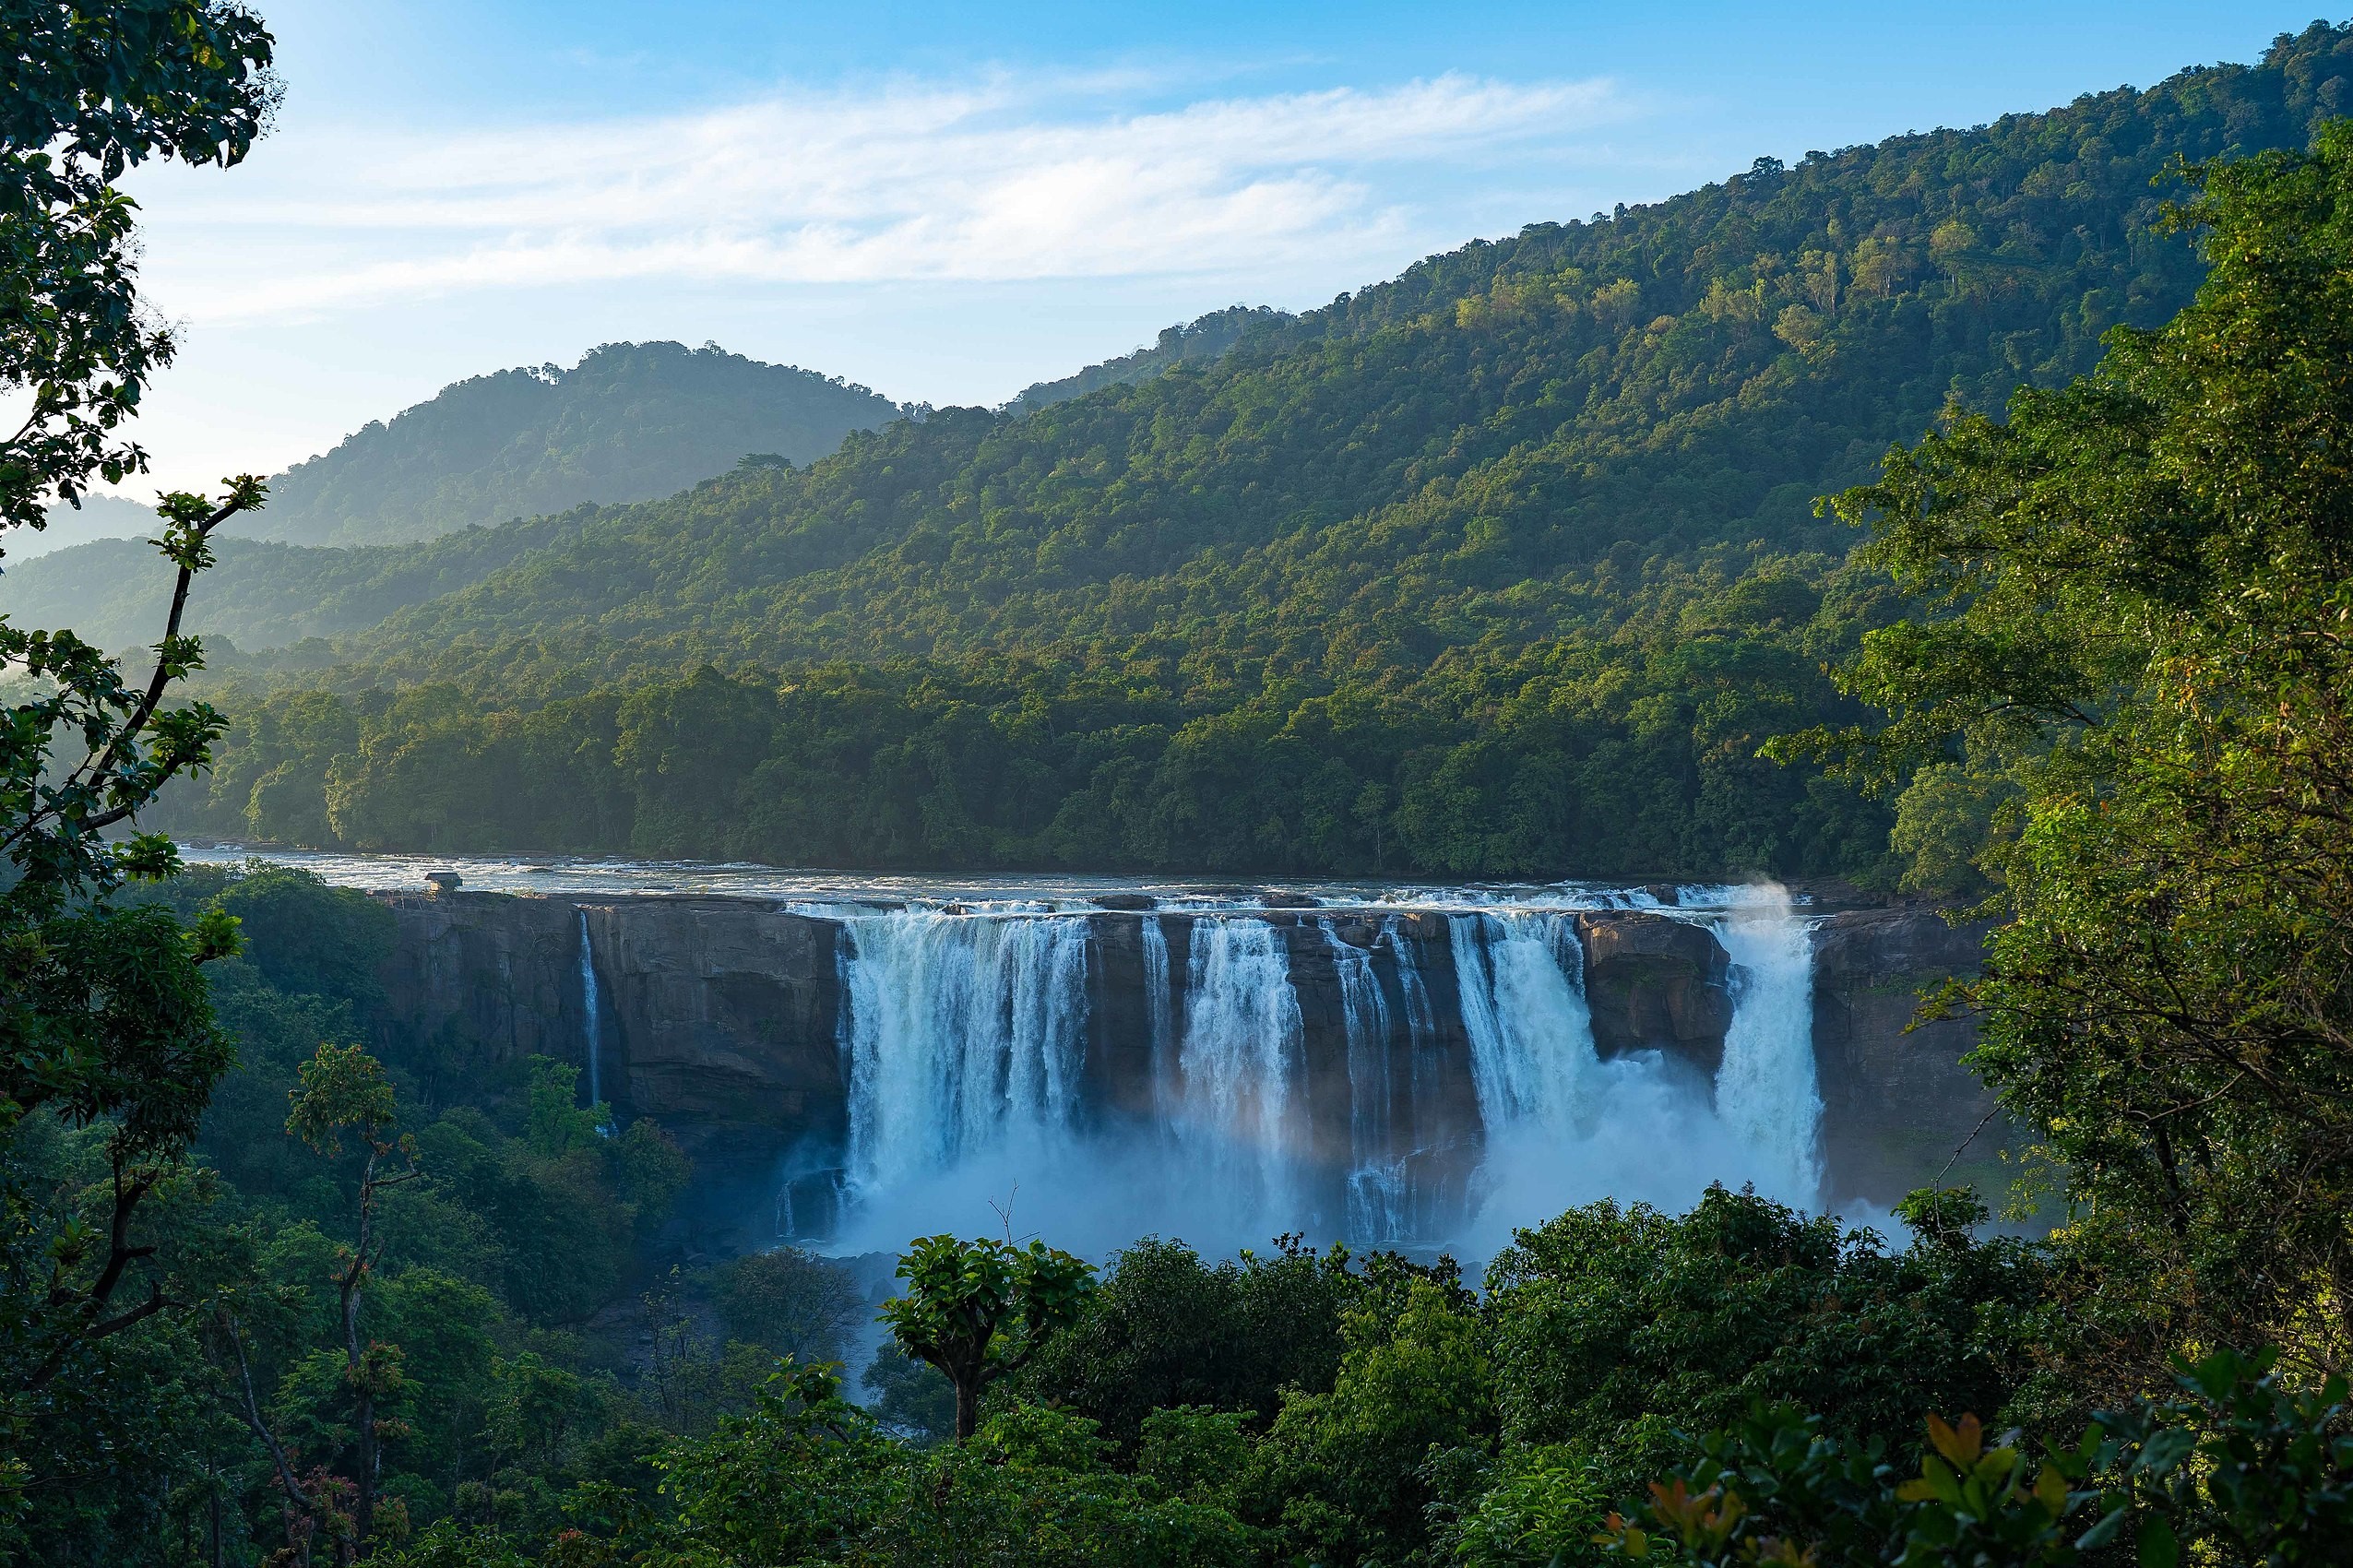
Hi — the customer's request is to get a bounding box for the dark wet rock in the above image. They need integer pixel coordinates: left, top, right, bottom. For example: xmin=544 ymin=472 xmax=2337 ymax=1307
xmin=1809 ymin=908 xmax=2002 ymax=1209
xmin=1813 ymin=908 xmax=1992 ymax=987
xmin=1092 ymin=893 xmax=1159 ymax=911
xmin=1575 ymin=911 xmax=1734 ymax=1070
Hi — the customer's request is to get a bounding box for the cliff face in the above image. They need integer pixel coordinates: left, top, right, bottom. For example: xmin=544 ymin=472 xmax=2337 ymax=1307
xmin=1810 ymin=908 xmax=2002 ymax=1209
xmin=374 ymin=892 xmax=1996 ymax=1229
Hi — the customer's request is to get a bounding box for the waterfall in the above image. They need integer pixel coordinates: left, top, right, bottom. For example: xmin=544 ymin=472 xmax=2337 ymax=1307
xmin=1174 ymin=918 xmax=1303 ymax=1227
xmin=576 ymin=910 xmax=602 ymax=1109
xmin=1715 ymin=890 xmax=1825 ymax=1205
xmin=839 ymin=910 xmax=1091 ymax=1198
xmin=1141 ymin=915 xmax=1175 ymax=1118
xmin=1387 ymin=917 xmax=1437 ymax=1044
xmin=1447 ymin=911 xmax=1596 ymax=1134
xmin=1325 ymin=922 xmax=1405 ymax=1243
xmin=817 ymin=889 xmax=1824 ymax=1255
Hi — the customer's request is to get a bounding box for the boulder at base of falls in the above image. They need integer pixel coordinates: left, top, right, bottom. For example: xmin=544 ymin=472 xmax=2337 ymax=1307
xmin=1575 ymin=911 xmax=1735 ymax=1072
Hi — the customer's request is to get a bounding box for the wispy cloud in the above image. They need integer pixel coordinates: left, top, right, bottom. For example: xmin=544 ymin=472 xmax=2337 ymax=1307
xmin=128 ymin=69 xmax=1638 ymax=323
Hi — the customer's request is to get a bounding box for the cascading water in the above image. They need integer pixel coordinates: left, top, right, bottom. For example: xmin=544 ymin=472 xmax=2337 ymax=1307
xmin=1325 ymin=922 xmax=1405 ymax=1243
xmin=1387 ymin=918 xmax=1438 ymax=1045
xmin=839 ymin=910 xmax=1091 ymax=1200
xmin=1141 ymin=915 xmax=1175 ymax=1118
xmin=192 ymin=849 xmax=1858 ymax=1258
xmin=1175 ymin=918 xmax=1307 ymax=1232
xmin=577 ymin=910 xmax=602 ymax=1109
xmin=1714 ymin=889 xmax=1826 ymax=1206
xmin=1447 ymin=911 xmax=1594 ymax=1133
xmin=817 ymin=887 xmax=1824 ymax=1257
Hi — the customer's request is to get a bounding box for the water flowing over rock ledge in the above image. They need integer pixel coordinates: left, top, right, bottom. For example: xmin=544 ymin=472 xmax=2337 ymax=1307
xmin=369 ymin=887 xmax=1997 ymax=1253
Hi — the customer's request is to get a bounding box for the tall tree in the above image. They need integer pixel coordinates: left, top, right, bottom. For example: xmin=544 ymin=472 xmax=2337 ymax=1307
xmin=0 ymin=0 xmax=278 ymax=1540
xmin=881 ymin=1234 xmax=1095 ymax=1442
xmin=279 ymin=1043 xmax=419 ymax=1558
xmin=1792 ymin=119 xmax=2353 ymax=1385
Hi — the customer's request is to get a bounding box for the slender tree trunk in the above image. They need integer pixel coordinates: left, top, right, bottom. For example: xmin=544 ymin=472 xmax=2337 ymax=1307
xmin=953 ymin=1377 xmax=978 ymax=1443
xmin=345 ymin=1146 xmax=378 ymax=1550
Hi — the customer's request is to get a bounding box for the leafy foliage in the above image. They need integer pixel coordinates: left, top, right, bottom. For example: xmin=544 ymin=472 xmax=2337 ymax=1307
xmin=1013 ymin=1234 xmax=1365 ymax=1451
xmin=0 ymin=0 xmax=275 ymax=535
xmin=1794 ymin=107 xmax=2353 ymax=1382
xmin=1485 ymin=1187 xmax=2050 ymax=1494
xmin=1598 ymin=1349 xmax=2353 ymax=1567
xmin=0 ymin=7 xmax=279 ymax=1552
xmin=880 ymin=1234 xmax=1096 ymax=1442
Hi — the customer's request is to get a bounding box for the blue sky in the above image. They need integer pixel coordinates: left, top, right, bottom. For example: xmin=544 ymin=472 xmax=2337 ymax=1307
xmin=113 ymin=1 xmax=2299 ymax=495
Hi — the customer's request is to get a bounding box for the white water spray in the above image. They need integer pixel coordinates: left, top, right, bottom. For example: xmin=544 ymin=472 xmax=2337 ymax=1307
xmin=1175 ymin=918 xmax=1305 ymax=1229
xmin=839 ymin=910 xmax=1090 ymax=1198
xmin=820 ymin=888 xmax=1825 ymax=1257
xmin=1387 ymin=917 xmax=1438 ymax=1045
xmin=1448 ymin=911 xmax=1595 ymax=1132
xmin=1325 ymin=922 xmax=1406 ymax=1242
xmin=1714 ymin=888 xmax=1825 ymax=1206
xmin=1141 ymin=915 xmax=1175 ymax=1118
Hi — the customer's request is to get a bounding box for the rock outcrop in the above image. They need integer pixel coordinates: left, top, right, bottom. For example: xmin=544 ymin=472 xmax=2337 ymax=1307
xmin=1578 ymin=911 xmax=1735 ymax=1068
xmin=1810 ymin=908 xmax=2002 ymax=1209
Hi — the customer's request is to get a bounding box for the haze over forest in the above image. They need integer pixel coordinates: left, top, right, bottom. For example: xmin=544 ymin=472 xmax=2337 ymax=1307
xmin=10 ymin=25 xmax=2347 ymax=886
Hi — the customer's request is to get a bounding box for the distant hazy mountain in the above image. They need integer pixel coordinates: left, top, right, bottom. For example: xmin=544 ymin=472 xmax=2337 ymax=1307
xmin=13 ymin=493 xmax=160 ymax=561
xmin=0 ymin=508 xmax=594 ymax=653
xmin=235 ymin=340 xmax=903 ymax=548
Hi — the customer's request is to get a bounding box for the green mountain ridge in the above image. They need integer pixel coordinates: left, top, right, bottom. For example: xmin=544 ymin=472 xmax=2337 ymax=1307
xmin=2 ymin=322 xmax=1292 ymax=652
xmin=235 ymin=339 xmax=901 ymax=548
xmin=1007 ymin=304 xmax=1289 ymax=412
xmin=153 ymin=23 xmax=2353 ymax=880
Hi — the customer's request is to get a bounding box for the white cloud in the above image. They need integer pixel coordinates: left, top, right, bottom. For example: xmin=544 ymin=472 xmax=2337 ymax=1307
xmin=125 ymin=69 xmax=1636 ymax=324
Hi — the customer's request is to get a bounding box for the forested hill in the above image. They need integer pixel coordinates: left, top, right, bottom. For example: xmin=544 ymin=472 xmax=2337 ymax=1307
xmin=156 ymin=24 xmax=2353 ymax=880
xmin=236 ymin=339 xmax=901 ymax=548
xmin=1007 ymin=304 xmax=1289 ymax=411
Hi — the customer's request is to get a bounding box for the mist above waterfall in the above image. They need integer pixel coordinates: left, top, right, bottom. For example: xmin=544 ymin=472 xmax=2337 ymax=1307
xmin=801 ymin=884 xmax=1824 ymax=1260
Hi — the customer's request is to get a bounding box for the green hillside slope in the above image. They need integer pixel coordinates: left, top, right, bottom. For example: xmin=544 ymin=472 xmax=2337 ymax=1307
xmin=1008 ymin=305 xmax=1288 ymax=412
xmin=154 ymin=24 xmax=2353 ymax=880
xmin=238 ymin=339 xmax=900 ymax=548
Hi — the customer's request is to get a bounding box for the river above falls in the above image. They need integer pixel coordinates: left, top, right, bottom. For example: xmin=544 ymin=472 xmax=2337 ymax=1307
xmin=175 ymin=841 xmax=1813 ymax=917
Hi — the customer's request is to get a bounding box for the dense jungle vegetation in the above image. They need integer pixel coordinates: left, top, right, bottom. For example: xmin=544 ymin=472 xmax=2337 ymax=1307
xmin=110 ymin=21 xmax=2353 ymax=888
xmin=10 ymin=6 xmax=2353 ymax=1566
